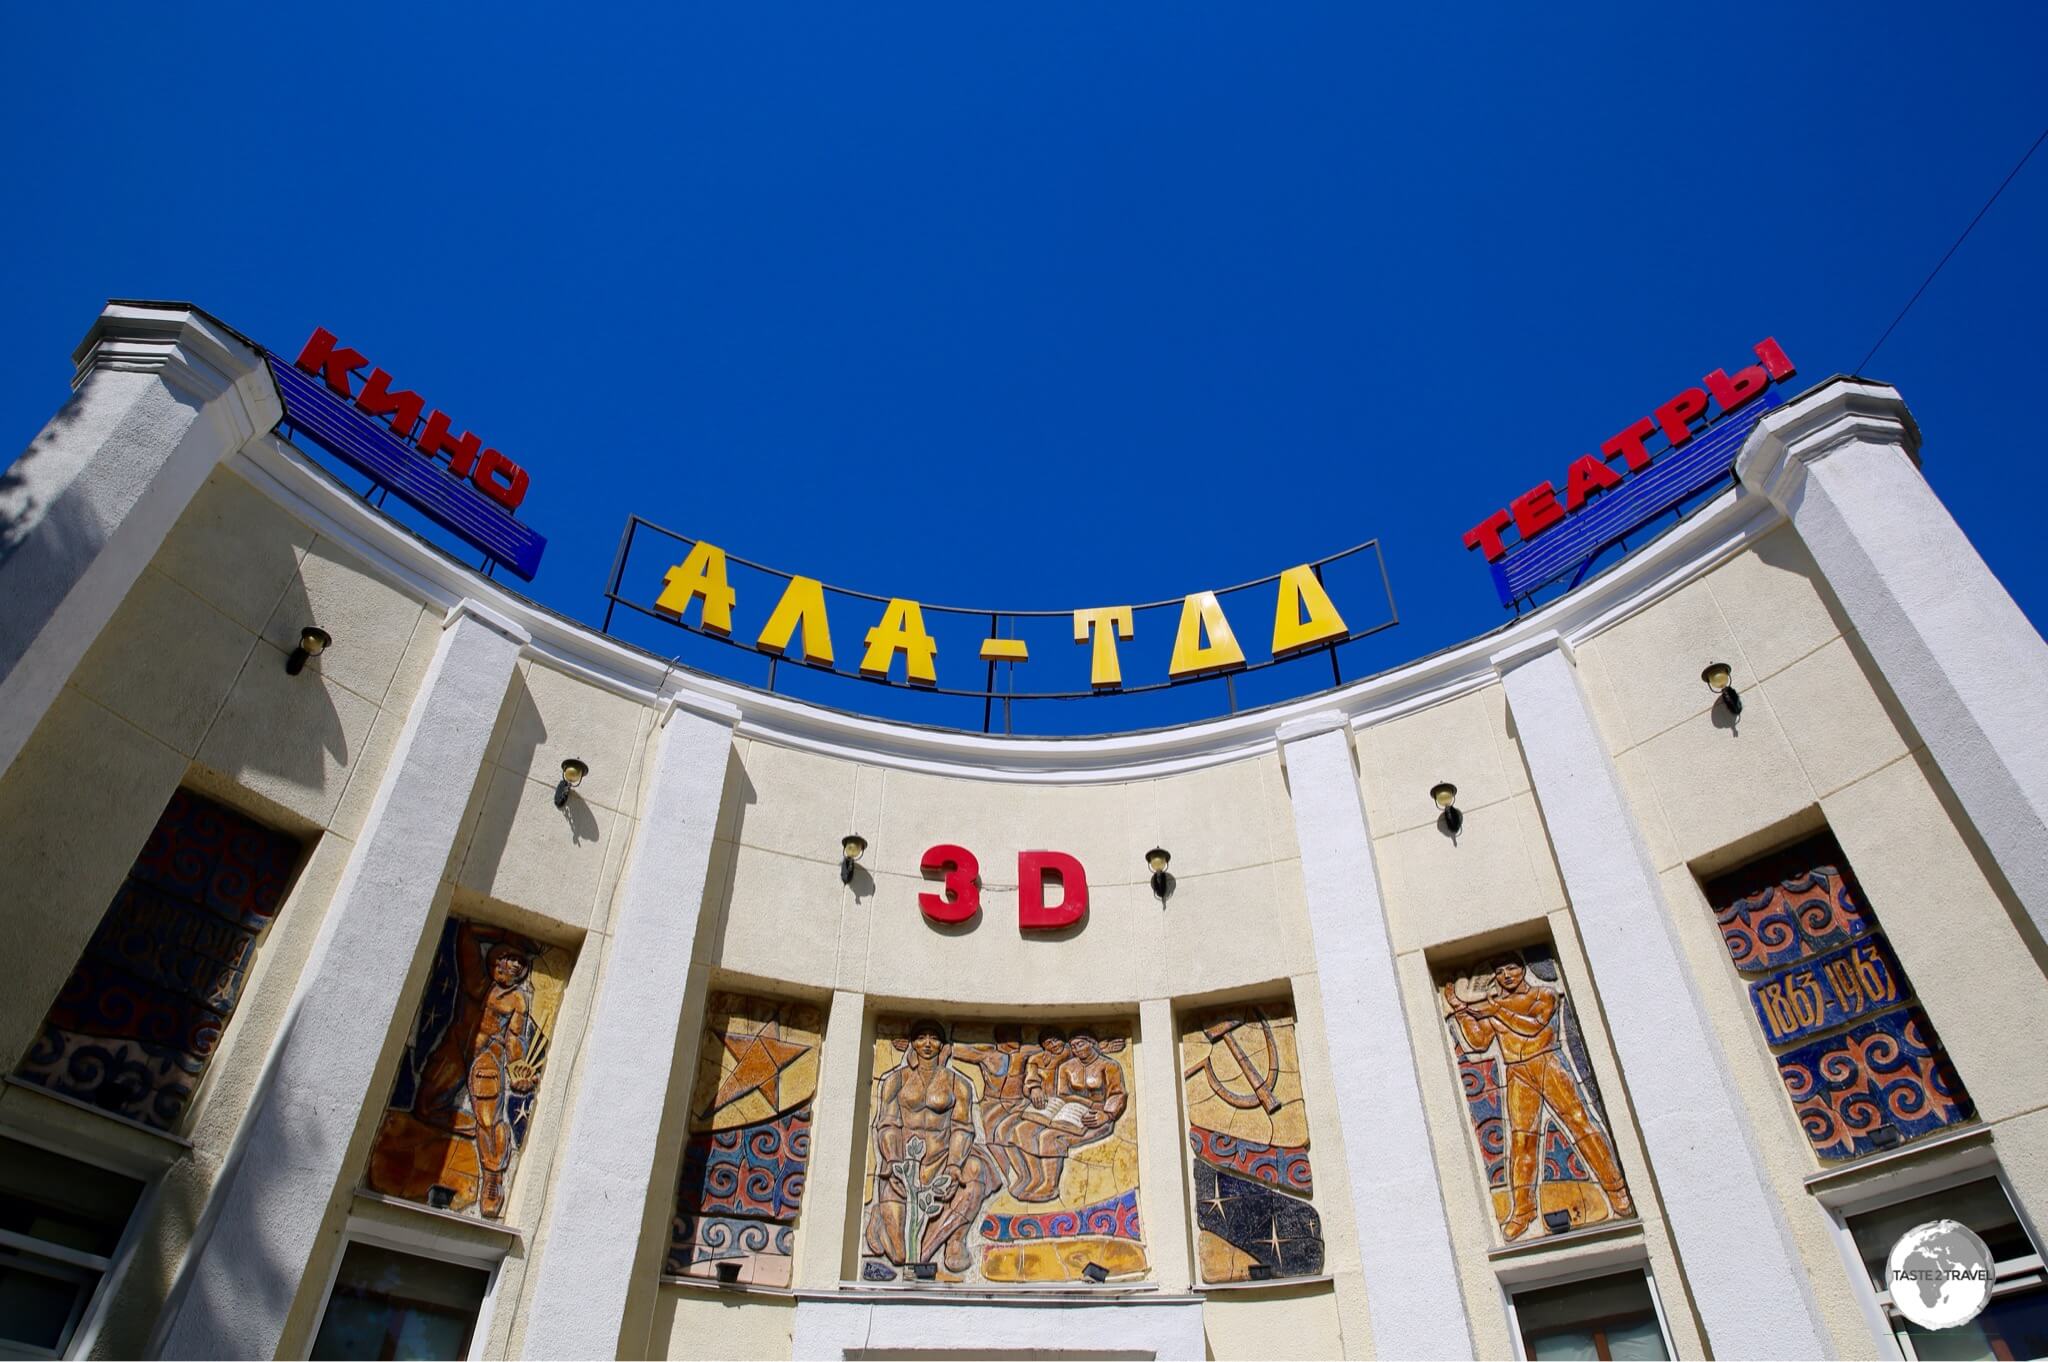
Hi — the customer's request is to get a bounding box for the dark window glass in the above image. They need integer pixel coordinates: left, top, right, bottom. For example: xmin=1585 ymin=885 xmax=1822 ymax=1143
xmin=1847 ymin=1177 xmax=2048 ymax=1362
xmin=13 ymin=787 xmax=302 ymax=1131
xmin=310 ymin=1242 xmax=490 ymax=1362
xmin=1516 ymin=1270 xmax=1671 ymax=1361
xmin=0 ymin=1136 xmax=145 ymax=1357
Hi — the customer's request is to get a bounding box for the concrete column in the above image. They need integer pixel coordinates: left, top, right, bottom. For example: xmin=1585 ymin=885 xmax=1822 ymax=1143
xmin=1739 ymin=380 xmax=2048 ymax=943
xmin=519 ymin=692 xmax=741 ymax=1359
xmin=158 ymin=598 xmax=530 ymax=1359
xmin=0 ymin=302 xmax=280 ymax=778
xmin=1493 ymin=633 xmax=1830 ymax=1359
xmin=1137 ymin=997 xmax=1195 ymax=1292
xmin=797 ymin=989 xmax=869 ymax=1289
xmin=1275 ymin=713 xmax=1474 ymax=1360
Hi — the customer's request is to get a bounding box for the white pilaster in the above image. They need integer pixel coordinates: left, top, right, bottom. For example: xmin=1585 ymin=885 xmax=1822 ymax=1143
xmin=518 ymin=691 xmax=741 ymax=1359
xmin=796 ymin=989 xmax=868 ymax=1289
xmin=1137 ymin=997 xmax=1195 ymax=1292
xmin=158 ymin=598 xmax=530 ymax=1360
xmin=0 ymin=301 xmax=281 ymax=778
xmin=1738 ymin=379 xmax=2048 ymax=942
xmin=1493 ymin=634 xmax=1830 ymax=1358
xmin=1275 ymin=712 xmax=1474 ymax=1360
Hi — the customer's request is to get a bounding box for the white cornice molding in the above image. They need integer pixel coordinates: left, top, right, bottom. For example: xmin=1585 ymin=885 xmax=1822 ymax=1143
xmin=71 ymin=300 xmax=282 ymax=446
xmin=1489 ymin=629 xmax=1570 ymax=676
xmin=226 ymin=392 xmax=1847 ymax=783
xmin=1736 ymin=379 xmax=1919 ymax=513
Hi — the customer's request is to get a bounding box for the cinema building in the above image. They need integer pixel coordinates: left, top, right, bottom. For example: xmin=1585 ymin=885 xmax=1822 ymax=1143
xmin=2 ymin=301 xmax=2047 ymax=1362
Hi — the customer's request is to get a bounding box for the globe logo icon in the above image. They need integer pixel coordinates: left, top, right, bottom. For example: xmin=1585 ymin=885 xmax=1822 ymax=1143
xmin=1886 ymin=1219 xmax=1995 ymax=1331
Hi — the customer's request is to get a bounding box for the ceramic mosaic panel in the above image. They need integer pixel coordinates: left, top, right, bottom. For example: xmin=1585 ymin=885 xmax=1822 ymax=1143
xmin=1436 ymin=944 xmax=1635 ymax=1243
xmin=860 ymin=1018 xmax=1146 ymax=1285
xmin=668 ymin=992 xmax=824 ymax=1287
xmin=1705 ymin=834 xmax=1974 ymax=1161
xmin=1181 ymin=1002 xmax=1323 ymax=1283
xmin=366 ymin=919 xmax=573 ymax=1221
xmin=16 ymin=788 xmax=300 ymax=1130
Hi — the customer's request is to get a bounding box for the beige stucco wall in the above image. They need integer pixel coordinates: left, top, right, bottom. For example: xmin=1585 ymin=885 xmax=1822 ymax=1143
xmin=7 ymin=448 xmax=2044 ymax=1362
xmin=1571 ymin=524 xmax=2048 ymax=1356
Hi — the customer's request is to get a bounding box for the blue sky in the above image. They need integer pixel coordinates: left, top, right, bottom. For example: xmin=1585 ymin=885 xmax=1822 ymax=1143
xmin=3 ymin=6 xmax=2042 ymax=732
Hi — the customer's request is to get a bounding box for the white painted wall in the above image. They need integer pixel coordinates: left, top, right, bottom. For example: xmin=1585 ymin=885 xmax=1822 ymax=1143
xmin=157 ymin=600 xmax=530 ymax=1360
xmin=0 ymin=303 xmax=279 ymax=779
xmin=518 ymin=693 xmax=742 ymax=1359
xmin=1493 ymin=632 xmax=1831 ymax=1359
xmin=1276 ymin=712 xmax=1475 ymax=1360
xmin=1739 ymin=381 xmax=2048 ymax=947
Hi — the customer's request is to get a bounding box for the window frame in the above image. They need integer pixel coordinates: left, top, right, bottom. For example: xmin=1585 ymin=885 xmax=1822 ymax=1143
xmin=307 ymin=1215 xmax=508 ymax=1362
xmin=1816 ymin=1141 xmax=2047 ymax=1361
xmin=1495 ymin=1244 xmax=1677 ymax=1362
xmin=0 ymin=1121 xmax=163 ymax=1361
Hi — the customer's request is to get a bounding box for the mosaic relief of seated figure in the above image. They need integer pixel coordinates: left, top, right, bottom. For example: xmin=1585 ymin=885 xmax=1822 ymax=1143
xmin=864 ymin=1019 xmax=1005 ymax=1273
xmin=1000 ymin=1028 xmax=1128 ymax=1202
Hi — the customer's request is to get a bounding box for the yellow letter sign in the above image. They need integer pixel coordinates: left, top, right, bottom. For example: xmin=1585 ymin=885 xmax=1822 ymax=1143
xmin=1270 ymin=565 xmax=1348 ymax=658
xmin=860 ymin=599 xmax=939 ymax=685
xmin=1073 ymin=607 xmax=1135 ymax=689
xmin=1167 ymin=592 xmax=1245 ymax=678
xmin=755 ymin=576 xmax=835 ymax=666
xmin=654 ymin=541 xmax=737 ymax=636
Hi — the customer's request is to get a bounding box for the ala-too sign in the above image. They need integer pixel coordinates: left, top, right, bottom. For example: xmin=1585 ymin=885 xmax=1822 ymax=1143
xmin=636 ymin=533 xmax=1395 ymax=693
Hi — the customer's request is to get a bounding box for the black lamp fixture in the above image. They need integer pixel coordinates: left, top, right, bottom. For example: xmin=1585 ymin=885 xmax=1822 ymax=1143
xmin=840 ymin=834 xmax=868 ymax=885
xmin=1431 ymin=782 xmax=1463 ymax=836
xmin=554 ymin=758 xmax=589 ymax=808
xmin=1701 ymin=661 xmax=1743 ymax=717
xmin=1081 ymin=1261 xmax=1109 ymax=1283
xmin=284 ymin=626 xmax=331 ymax=676
xmin=1145 ymin=847 xmax=1172 ymax=900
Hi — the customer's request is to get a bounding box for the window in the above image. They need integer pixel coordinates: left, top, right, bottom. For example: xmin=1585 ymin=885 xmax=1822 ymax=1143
xmin=309 ymin=1241 xmax=491 ymax=1362
xmin=14 ymin=788 xmax=302 ymax=1131
xmin=1513 ymin=1270 xmax=1671 ymax=1360
xmin=0 ymin=1136 xmax=145 ymax=1359
xmin=1846 ymin=1177 xmax=2048 ymax=1361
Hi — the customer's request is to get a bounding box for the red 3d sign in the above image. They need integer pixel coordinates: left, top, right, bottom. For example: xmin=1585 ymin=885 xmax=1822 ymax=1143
xmin=919 ymin=845 xmax=1089 ymax=931
xmin=293 ymin=327 xmax=532 ymax=511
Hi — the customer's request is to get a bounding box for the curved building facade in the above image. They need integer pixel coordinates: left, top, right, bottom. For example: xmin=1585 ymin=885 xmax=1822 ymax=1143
xmin=2 ymin=303 xmax=2046 ymax=1360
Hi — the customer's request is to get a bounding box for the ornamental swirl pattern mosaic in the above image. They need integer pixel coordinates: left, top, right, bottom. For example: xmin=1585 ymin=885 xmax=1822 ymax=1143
xmin=1704 ymin=833 xmax=1973 ymax=1161
xmin=16 ymin=788 xmax=300 ymax=1131
xmin=670 ymin=992 xmax=824 ymax=1287
xmin=1181 ymin=1002 xmax=1324 ymax=1283
xmin=861 ymin=1018 xmax=1146 ymax=1285
xmin=367 ymin=918 xmax=573 ymax=1220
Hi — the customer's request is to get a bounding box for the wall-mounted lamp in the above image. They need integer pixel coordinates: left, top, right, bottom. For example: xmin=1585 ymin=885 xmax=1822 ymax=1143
xmin=554 ymin=758 xmax=589 ymax=808
xmin=1145 ymin=847 xmax=1172 ymax=901
xmin=285 ymin=626 xmax=331 ymax=676
xmin=840 ymin=834 xmax=868 ymax=885
xmin=1081 ymin=1261 xmax=1109 ymax=1283
xmin=1431 ymin=782 xmax=1462 ymax=836
xmin=1701 ymin=661 xmax=1743 ymax=717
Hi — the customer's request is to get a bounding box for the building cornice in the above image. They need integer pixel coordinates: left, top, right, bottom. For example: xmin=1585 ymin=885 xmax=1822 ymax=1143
xmin=1735 ymin=379 xmax=1919 ymax=514
xmin=226 ymin=380 xmax=1874 ymax=783
xmin=71 ymin=301 xmax=282 ymax=447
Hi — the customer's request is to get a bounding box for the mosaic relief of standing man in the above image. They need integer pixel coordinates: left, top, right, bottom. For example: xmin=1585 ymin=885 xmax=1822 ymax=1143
xmin=369 ymin=921 xmax=567 ymax=1221
xmin=865 ymin=1019 xmax=1005 ymax=1273
xmin=1441 ymin=951 xmax=1633 ymax=1241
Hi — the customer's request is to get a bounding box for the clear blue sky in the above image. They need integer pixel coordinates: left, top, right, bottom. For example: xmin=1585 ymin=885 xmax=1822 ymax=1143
xmin=3 ymin=6 xmax=2042 ymax=732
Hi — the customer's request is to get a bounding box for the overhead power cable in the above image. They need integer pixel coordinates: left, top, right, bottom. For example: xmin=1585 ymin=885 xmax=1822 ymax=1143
xmin=1859 ymin=125 xmax=2048 ymax=373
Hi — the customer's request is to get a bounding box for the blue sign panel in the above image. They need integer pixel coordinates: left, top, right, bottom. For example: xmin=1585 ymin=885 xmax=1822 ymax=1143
xmin=266 ymin=356 xmax=547 ymax=581
xmin=1490 ymin=388 xmax=1783 ymax=608
xmin=1747 ymin=936 xmax=1906 ymax=1047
